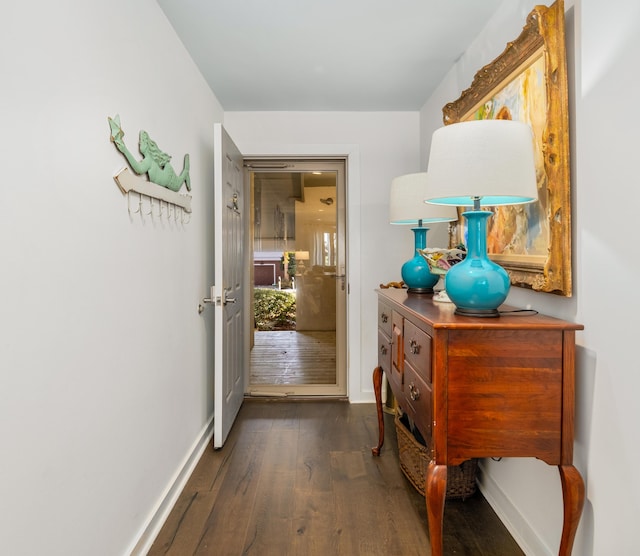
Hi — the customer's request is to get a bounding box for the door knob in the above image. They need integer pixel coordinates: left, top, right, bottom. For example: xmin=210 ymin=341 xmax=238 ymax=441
xmin=199 ymin=286 xmax=217 ymax=313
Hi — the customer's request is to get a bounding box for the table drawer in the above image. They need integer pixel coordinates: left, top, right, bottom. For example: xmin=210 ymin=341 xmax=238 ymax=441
xmin=404 ymin=319 xmax=432 ymax=383
xmin=378 ymin=302 xmax=392 ymax=337
xmin=377 ymin=329 xmax=392 ymax=375
xmin=404 ymin=361 xmax=433 ymax=442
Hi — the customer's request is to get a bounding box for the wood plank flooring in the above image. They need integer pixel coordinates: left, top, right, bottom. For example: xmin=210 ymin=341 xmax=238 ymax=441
xmin=149 ymin=401 xmax=524 ymax=556
xmin=250 ymin=331 xmax=336 ymax=385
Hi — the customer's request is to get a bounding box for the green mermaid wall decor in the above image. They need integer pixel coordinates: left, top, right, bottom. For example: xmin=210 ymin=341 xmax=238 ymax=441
xmin=108 ymin=115 xmax=191 ymax=193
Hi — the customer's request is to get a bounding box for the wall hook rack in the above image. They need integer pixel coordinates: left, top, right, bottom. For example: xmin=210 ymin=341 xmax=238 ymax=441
xmin=114 ymin=167 xmax=192 ymax=220
xmin=127 ymin=190 xmax=142 ymax=214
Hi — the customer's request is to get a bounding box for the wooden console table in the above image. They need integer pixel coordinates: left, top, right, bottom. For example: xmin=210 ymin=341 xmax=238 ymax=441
xmin=372 ymin=288 xmax=584 ymax=556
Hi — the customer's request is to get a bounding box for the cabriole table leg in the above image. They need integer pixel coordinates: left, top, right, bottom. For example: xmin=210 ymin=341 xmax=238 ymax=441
xmin=371 ymin=366 xmax=384 ymax=456
xmin=558 ymin=465 xmax=585 ymax=555
xmin=426 ymin=462 xmax=447 ymax=556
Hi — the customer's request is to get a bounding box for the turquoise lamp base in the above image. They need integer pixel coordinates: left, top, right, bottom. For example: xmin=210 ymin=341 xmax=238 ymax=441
xmin=401 ymin=255 xmax=439 ymax=293
xmin=401 ymin=227 xmax=439 ymax=294
xmin=445 ymin=211 xmax=510 ymax=317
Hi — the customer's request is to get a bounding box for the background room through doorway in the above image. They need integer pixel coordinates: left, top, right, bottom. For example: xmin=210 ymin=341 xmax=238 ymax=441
xmin=248 ymin=160 xmax=346 ymax=397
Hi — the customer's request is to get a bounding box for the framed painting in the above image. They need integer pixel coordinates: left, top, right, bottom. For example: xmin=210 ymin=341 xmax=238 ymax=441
xmin=443 ymin=0 xmax=571 ymax=296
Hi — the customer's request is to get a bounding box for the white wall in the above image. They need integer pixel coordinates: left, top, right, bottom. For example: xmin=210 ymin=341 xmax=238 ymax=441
xmin=5 ymin=1 xmax=636 ymax=554
xmin=420 ymin=0 xmax=640 ymax=554
xmin=224 ymin=112 xmax=444 ymax=401
xmin=0 ymin=1 xmax=223 ymax=554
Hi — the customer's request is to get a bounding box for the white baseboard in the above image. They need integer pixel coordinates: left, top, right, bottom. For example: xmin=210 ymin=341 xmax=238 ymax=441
xmin=476 ymin=462 xmax=552 ymax=556
xmin=127 ymin=417 xmax=214 ymax=555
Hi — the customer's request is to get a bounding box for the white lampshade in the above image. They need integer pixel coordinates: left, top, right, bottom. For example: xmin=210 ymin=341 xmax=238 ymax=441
xmin=389 ymin=172 xmax=457 ymax=224
xmin=294 ymin=250 xmax=310 ymax=261
xmin=425 ymin=120 xmax=538 ymax=207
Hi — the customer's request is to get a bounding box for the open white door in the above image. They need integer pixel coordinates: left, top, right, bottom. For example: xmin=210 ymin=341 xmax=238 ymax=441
xmin=212 ymin=123 xmax=245 ymax=448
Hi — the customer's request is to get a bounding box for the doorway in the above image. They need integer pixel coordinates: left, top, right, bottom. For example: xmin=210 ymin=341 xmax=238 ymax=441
xmin=246 ymin=159 xmax=347 ymax=397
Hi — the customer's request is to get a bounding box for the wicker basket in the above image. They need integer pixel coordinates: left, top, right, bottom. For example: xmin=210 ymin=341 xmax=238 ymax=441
xmin=395 ymin=412 xmax=477 ymax=500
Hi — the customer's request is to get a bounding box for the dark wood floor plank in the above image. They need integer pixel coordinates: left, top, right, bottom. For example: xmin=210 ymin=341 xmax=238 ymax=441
xmin=267 ymin=402 xmax=302 ymax=431
xmin=289 ymin=403 xmax=342 ymax=554
xmin=159 ymin=488 xmax=223 ymax=556
xmin=290 ymin=489 xmax=340 ymax=555
xmin=295 ymin=418 xmax=335 ymax=492
xmin=444 ymin=494 xmax=525 ymax=555
xmin=192 ymin=431 xmax=268 ymax=555
xmin=333 ymin=445 xmax=431 ymax=556
xmin=149 ymin=441 xmax=233 ymax=555
xmin=240 ymin=428 xmax=299 ymax=554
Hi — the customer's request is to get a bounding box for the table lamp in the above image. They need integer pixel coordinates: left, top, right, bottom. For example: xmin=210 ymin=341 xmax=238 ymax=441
xmin=294 ymin=250 xmax=310 ymax=274
xmin=390 ymin=172 xmax=457 ymax=293
xmin=425 ymin=120 xmax=537 ymax=316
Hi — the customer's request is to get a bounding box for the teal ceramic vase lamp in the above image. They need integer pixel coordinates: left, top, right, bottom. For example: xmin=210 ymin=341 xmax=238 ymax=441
xmin=425 ymin=120 xmax=538 ymax=317
xmin=389 ymin=172 xmax=457 ymax=293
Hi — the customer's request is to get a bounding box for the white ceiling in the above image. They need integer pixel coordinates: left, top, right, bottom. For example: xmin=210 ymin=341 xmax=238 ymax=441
xmin=157 ymin=0 xmax=503 ymax=111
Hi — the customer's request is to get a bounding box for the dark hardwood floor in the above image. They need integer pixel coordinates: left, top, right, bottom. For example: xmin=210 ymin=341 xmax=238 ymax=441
xmin=149 ymin=400 xmax=524 ymax=556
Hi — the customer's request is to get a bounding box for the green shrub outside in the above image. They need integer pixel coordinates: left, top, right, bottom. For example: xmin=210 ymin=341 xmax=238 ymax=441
xmin=254 ymin=288 xmax=296 ymax=330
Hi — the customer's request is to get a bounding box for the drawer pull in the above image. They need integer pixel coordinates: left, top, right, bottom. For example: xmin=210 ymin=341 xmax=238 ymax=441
xmin=409 ymin=339 xmax=421 ymax=354
xmin=409 ymin=382 xmax=420 ymax=401
xmin=381 ymin=312 xmax=389 ymax=323
xmin=380 ymin=344 xmax=388 ymax=355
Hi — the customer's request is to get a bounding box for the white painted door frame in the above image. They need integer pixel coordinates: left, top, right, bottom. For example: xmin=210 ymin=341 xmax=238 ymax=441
xmin=246 ymin=159 xmax=347 ymax=397
xmin=238 ymin=143 xmax=363 ymax=401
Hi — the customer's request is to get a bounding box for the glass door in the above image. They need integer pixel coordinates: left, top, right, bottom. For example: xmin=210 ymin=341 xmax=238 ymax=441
xmin=246 ymin=159 xmax=346 ymax=397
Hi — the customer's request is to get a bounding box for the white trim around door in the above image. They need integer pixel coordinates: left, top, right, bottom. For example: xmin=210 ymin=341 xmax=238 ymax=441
xmin=238 ymin=143 xmax=363 ymax=402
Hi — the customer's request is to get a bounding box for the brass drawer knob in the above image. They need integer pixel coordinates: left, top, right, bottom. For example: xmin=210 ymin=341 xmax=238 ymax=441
xmin=381 ymin=312 xmax=389 ymax=323
xmin=410 ymin=339 xmax=421 ymax=354
xmin=380 ymin=345 xmax=388 ymax=355
xmin=409 ymin=382 xmax=420 ymax=401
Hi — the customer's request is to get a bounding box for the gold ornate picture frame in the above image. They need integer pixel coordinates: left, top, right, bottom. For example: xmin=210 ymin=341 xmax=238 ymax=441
xmin=443 ymin=0 xmax=571 ymax=296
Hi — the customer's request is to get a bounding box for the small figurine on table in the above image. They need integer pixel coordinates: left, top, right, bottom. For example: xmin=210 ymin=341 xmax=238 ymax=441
xmin=419 ymin=247 xmax=466 ymax=302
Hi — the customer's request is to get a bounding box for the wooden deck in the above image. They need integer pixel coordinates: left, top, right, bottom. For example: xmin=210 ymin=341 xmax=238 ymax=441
xmin=250 ymin=330 xmax=336 ymax=385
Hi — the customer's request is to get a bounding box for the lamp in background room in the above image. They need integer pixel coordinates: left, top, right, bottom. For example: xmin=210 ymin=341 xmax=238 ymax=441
xmin=389 ymin=172 xmax=457 ymax=293
xmin=294 ymin=250 xmax=310 ymax=275
xmin=425 ymin=119 xmax=538 ymax=317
